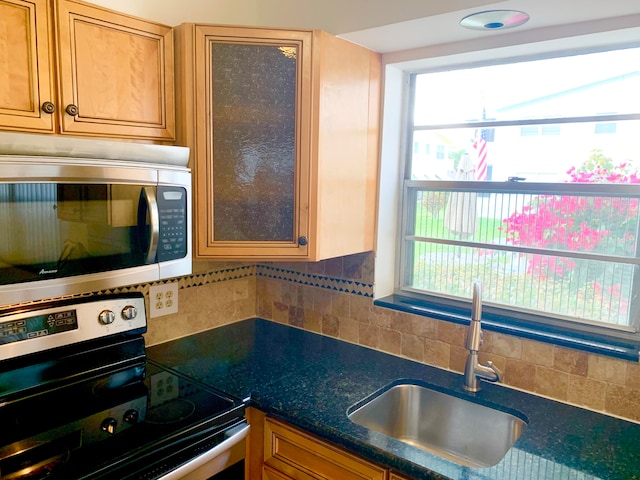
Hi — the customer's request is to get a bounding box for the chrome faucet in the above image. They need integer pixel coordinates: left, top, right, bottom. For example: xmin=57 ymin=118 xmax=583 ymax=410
xmin=463 ymin=280 xmax=502 ymax=392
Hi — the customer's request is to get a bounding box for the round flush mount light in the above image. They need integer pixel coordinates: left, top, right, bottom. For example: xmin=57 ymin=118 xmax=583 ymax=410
xmin=460 ymin=10 xmax=530 ymax=31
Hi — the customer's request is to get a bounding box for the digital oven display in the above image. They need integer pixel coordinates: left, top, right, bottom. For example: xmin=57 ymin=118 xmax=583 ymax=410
xmin=0 ymin=309 xmax=78 ymax=345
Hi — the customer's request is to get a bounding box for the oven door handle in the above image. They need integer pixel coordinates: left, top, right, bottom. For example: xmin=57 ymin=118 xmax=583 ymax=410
xmin=158 ymin=423 xmax=250 ymax=480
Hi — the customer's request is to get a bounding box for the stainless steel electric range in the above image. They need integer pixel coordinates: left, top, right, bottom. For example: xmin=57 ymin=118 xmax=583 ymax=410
xmin=0 ymin=293 xmax=247 ymax=480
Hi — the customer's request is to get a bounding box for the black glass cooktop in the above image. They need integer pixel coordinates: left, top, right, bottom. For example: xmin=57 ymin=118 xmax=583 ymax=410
xmin=0 ymin=358 xmax=244 ymax=480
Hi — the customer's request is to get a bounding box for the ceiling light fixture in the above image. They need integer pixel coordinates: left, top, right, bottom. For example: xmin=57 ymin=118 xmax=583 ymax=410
xmin=460 ymin=10 xmax=530 ymax=31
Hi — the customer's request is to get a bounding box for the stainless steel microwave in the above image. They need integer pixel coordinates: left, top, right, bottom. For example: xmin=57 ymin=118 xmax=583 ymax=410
xmin=0 ymin=133 xmax=192 ymax=307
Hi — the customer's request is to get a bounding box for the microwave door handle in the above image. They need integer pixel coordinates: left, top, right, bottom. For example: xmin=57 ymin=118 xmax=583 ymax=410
xmin=142 ymin=186 xmax=160 ymax=264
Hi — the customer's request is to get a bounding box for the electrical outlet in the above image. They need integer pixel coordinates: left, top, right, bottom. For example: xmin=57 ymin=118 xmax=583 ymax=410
xmin=149 ymin=283 xmax=179 ymax=318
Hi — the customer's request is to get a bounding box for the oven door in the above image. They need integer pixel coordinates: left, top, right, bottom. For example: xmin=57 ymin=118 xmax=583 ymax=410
xmin=100 ymin=420 xmax=249 ymax=480
xmin=156 ymin=422 xmax=249 ymax=480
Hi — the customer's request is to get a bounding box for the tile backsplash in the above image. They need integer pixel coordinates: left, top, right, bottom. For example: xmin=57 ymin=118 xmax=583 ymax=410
xmin=143 ymin=262 xmax=256 ymax=345
xmin=140 ymin=251 xmax=640 ymax=424
xmin=254 ymin=252 xmax=640 ymax=424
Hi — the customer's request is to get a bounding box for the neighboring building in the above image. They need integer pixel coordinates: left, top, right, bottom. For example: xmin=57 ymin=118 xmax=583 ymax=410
xmin=411 ymin=71 xmax=640 ymax=182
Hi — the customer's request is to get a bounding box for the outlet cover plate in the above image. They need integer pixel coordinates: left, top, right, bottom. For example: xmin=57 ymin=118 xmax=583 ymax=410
xmin=149 ymin=283 xmax=179 ymax=318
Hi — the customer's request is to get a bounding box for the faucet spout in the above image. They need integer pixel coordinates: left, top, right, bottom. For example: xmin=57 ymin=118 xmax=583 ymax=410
xmin=463 ymin=280 xmax=502 ymax=392
xmin=465 ymin=280 xmax=483 ymax=352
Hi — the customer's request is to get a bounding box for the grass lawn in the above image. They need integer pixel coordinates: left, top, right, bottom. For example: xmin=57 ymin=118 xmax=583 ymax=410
xmin=414 ymin=206 xmax=504 ymax=243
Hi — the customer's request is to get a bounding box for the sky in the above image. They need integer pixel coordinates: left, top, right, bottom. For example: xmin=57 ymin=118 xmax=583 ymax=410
xmin=414 ymin=46 xmax=640 ymax=125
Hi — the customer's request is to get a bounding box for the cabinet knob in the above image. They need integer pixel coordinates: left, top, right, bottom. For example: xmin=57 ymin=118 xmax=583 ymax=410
xmin=298 ymin=236 xmax=308 ymax=246
xmin=65 ymin=104 xmax=79 ymax=116
xmin=41 ymin=101 xmax=56 ymax=114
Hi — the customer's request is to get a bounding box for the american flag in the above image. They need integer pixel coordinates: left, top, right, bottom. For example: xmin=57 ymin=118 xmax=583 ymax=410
xmin=473 ymin=129 xmax=489 ymax=181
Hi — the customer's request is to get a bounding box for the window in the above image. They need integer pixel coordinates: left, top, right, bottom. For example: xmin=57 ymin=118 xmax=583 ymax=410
xmin=396 ymin=46 xmax=640 ymax=355
xmin=520 ymin=126 xmax=539 ymax=136
xmin=595 ymin=122 xmax=617 ymax=134
xmin=541 ymin=125 xmax=561 ymax=135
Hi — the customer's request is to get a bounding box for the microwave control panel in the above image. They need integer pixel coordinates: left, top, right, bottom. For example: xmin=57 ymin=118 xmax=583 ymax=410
xmin=157 ymin=186 xmax=188 ymax=262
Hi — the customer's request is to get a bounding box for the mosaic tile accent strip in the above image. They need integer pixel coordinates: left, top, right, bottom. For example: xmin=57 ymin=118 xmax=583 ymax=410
xmin=5 ymin=266 xmax=258 ymax=310
xmin=96 ymin=265 xmax=258 ymax=296
xmin=256 ymin=264 xmax=374 ymax=297
xmin=177 ymin=265 xmax=256 ymax=289
xmin=5 ymin=263 xmax=372 ymax=310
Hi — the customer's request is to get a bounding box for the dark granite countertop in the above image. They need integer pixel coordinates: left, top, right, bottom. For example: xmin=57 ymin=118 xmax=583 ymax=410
xmin=147 ymin=318 xmax=640 ymax=480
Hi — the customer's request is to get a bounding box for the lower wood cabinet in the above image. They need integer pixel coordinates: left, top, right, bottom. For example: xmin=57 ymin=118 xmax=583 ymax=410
xmin=246 ymin=408 xmax=387 ymax=480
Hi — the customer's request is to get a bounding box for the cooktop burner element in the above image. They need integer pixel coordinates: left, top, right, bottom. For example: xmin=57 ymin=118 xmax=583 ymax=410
xmin=146 ymin=398 xmax=196 ymax=424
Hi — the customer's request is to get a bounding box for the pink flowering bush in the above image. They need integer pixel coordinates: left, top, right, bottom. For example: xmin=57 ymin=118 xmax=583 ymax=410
xmin=566 ymin=150 xmax=640 ymax=184
xmin=498 ymin=151 xmax=638 ymax=322
xmin=502 ymin=151 xmax=639 ymax=279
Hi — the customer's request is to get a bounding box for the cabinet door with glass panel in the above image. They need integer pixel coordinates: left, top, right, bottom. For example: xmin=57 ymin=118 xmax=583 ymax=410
xmin=189 ymin=25 xmax=311 ymax=259
xmin=177 ymin=24 xmax=380 ymax=260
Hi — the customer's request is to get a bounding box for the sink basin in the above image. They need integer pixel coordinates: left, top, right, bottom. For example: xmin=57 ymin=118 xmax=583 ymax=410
xmin=347 ymin=381 xmax=527 ymax=468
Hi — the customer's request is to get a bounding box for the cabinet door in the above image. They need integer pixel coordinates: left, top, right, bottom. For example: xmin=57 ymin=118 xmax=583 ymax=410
xmin=264 ymin=418 xmax=387 ymax=480
xmin=55 ymin=0 xmax=175 ymax=140
xmin=192 ymin=26 xmax=312 ymax=258
xmin=0 ymin=0 xmax=55 ymax=132
xmin=263 ymin=465 xmax=295 ymax=480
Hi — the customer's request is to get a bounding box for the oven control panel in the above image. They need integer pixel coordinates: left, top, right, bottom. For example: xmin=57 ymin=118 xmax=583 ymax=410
xmin=0 ymin=294 xmax=146 ymax=360
xmin=0 ymin=308 xmax=78 ymax=345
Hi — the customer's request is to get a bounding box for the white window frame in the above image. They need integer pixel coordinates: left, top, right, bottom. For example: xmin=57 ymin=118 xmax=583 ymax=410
xmin=374 ymin=28 xmax=640 ymax=360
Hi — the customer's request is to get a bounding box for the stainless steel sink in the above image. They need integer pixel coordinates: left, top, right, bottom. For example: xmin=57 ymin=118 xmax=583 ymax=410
xmin=347 ymin=382 xmax=527 ymax=468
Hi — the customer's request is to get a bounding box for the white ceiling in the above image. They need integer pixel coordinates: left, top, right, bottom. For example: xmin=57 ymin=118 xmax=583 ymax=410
xmin=339 ymin=0 xmax=640 ymax=53
xmin=86 ymin=0 xmax=640 ymax=54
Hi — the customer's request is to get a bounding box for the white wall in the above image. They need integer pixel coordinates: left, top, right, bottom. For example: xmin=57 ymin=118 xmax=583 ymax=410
xmin=82 ymin=0 xmax=260 ymax=27
xmin=82 ymin=0 xmax=500 ymax=34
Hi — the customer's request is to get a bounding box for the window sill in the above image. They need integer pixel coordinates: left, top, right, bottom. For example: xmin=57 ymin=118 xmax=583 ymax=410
xmin=374 ymin=294 xmax=640 ymax=362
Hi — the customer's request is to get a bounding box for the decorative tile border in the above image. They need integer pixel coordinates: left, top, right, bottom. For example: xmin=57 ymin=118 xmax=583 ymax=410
xmin=256 ymin=264 xmax=374 ymax=297
xmin=176 ymin=265 xmax=256 ymax=289
xmin=100 ymin=265 xmax=257 ymax=294
xmin=5 ymin=263 xmax=372 ymax=310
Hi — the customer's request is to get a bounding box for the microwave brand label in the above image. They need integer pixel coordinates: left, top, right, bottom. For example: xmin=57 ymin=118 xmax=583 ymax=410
xmin=39 ymin=268 xmax=58 ymax=275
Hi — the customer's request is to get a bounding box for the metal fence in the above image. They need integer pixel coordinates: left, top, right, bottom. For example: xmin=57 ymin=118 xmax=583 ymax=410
xmin=401 ymin=181 xmax=640 ymax=330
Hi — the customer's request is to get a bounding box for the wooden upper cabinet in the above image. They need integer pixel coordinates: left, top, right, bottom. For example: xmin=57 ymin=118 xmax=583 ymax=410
xmin=0 ymin=0 xmax=56 ymax=132
xmin=0 ymin=0 xmax=175 ymax=140
xmin=175 ymin=24 xmax=380 ymax=260
xmin=55 ymin=0 xmax=175 ymax=139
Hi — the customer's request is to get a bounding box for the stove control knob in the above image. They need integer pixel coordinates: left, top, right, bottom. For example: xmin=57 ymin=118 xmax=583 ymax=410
xmin=98 ymin=310 xmax=115 ymax=325
xmin=101 ymin=417 xmax=118 ymax=435
xmin=123 ymin=409 xmax=139 ymax=424
xmin=121 ymin=305 xmax=137 ymax=320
